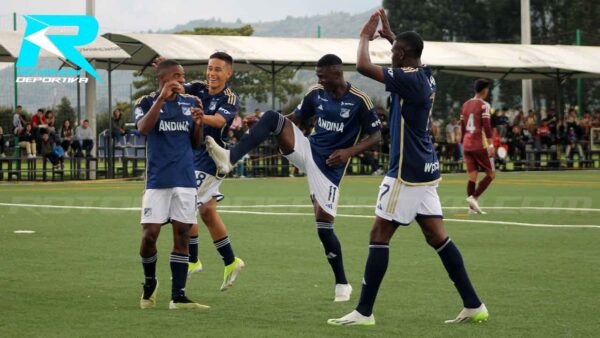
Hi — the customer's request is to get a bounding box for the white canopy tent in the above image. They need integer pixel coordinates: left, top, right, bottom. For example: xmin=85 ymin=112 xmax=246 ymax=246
xmin=103 ymin=33 xmax=600 ymax=115
xmin=102 ymin=33 xmax=600 ymax=80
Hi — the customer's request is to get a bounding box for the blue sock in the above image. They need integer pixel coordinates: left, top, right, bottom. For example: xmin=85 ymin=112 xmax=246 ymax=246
xmin=189 ymin=235 xmax=199 ymax=263
xmin=169 ymin=252 xmax=188 ymax=299
xmin=230 ymin=110 xmax=286 ymax=163
xmin=356 ymin=243 xmax=389 ymax=316
xmin=316 ymin=220 xmax=347 ymax=284
xmin=436 ymin=238 xmax=482 ymax=308
xmin=214 ymin=236 xmax=235 ymax=266
xmin=141 ymin=253 xmax=157 ymax=285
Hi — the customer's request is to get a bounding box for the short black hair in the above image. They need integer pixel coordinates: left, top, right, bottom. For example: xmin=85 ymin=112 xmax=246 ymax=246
xmin=40 ymin=128 xmax=48 ymax=135
xmin=156 ymin=59 xmax=181 ymax=75
xmin=395 ymin=31 xmax=424 ymax=58
xmin=317 ymin=54 xmax=343 ymax=68
xmin=37 ymin=108 xmax=44 ymax=113
xmin=210 ymin=52 xmax=233 ymax=66
xmin=17 ymin=105 xmax=22 ymax=109
xmin=474 ymin=79 xmax=491 ymax=93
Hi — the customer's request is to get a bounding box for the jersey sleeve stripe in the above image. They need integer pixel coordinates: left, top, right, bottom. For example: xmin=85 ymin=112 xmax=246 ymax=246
xmin=349 ymin=87 xmax=374 ymax=110
xmin=224 ymin=88 xmax=237 ymax=106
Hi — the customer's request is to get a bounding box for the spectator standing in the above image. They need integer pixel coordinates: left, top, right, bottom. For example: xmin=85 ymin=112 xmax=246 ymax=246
xmin=0 ymin=125 xmax=5 ymax=157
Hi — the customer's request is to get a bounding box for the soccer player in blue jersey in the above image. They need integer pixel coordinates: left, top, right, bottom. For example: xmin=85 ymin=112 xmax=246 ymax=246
xmin=328 ymin=10 xmax=488 ymax=325
xmin=184 ymin=52 xmax=244 ymax=290
xmin=206 ymin=54 xmax=382 ymax=302
xmin=135 ymin=59 xmax=208 ymax=310
xmin=154 ymin=53 xmax=245 ymax=291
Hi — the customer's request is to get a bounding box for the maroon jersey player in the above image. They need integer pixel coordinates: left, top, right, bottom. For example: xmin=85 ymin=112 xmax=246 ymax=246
xmin=460 ymin=79 xmax=495 ymax=214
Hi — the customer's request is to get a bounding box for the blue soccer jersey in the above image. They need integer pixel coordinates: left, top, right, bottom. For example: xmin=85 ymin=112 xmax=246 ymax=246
xmin=184 ymin=81 xmax=239 ymax=176
xmin=134 ymin=91 xmax=199 ymax=189
xmin=294 ymin=83 xmax=381 ymax=185
xmin=383 ymin=66 xmax=440 ymax=185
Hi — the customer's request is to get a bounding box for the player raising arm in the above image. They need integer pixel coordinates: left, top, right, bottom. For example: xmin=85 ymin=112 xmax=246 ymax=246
xmin=136 ymin=60 xmax=207 ymax=310
xmin=328 ymin=9 xmax=488 ymax=326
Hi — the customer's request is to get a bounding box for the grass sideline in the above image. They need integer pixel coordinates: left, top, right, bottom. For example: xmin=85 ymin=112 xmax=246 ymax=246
xmin=0 ymin=171 xmax=599 ymax=337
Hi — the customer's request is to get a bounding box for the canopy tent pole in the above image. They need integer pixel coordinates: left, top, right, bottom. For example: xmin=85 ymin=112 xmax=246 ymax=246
xmin=107 ymin=57 xmax=114 ymax=179
xmin=271 ymin=62 xmax=276 ymax=110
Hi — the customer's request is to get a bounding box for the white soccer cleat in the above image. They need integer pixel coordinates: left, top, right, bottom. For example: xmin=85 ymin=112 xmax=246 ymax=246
xmin=205 ymin=136 xmax=233 ymax=174
xmin=468 ymin=207 xmax=486 ymax=215
xmin=466 ymin=196 xmax=485 ymax=214
xmin=334 ymin=284 xmax=352 ymax=302
xmin=444 ymin=303 xmax=489 ymax=324
xmin=327 ymin=310 xmax=375 ymax=326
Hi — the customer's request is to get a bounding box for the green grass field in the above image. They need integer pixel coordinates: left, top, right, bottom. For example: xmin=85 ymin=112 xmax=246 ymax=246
xmin=1 ymin=171 xmax=599 ymax=337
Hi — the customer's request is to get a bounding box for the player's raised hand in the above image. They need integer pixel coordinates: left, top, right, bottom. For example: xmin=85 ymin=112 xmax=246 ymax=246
xmin=159 ymin=80 xmax=183 ymax=100
xmin=378 ymin=8 xmax=396 ymax=44
xmin=243 ymin=115 xmax=259 ymax=128
xmin=360 ymin=11 xmax=380 ymax=40
xmin=326 ymin=149 xmax=353 ymax=167
xmin=151 ymin=56 xmax=167 ymax=69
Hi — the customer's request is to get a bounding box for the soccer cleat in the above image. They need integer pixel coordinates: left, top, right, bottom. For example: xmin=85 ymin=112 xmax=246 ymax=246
xmin=468 ymin=207 xmax=486 ymax=215
xmin=334 ymin=284 xmax=353 ymax=302
xmin=327 ymin=310 xmax=375 ymax=326
xmin=188 ymin=259 xmax=203 ymax=277
xmin=140 ymin=279 xmax=159 ymax=309
xmin=205 ymin=136 xmax=233 ymax=174
xmin=444 ymin=303 xmax=489 ymax=324
xmin=466 ymin=196 xmax=485 ymax=214
xmin=220 ymin=257 xmax=245 ymax=291
xmin=168 ymin=296 xmax=210 ymax=310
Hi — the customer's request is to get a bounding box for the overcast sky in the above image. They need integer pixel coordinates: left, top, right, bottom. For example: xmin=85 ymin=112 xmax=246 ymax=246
xmin=2 ymin=0 xmax=381 ymax=33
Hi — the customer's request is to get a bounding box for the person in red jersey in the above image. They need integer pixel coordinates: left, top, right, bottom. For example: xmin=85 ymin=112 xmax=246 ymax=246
xmin=461 ymin=79 xmax=495 ymax=214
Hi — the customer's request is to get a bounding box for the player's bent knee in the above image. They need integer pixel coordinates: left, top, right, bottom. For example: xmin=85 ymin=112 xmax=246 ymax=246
xmin=488 ymin=172 xmax=496 ymax=180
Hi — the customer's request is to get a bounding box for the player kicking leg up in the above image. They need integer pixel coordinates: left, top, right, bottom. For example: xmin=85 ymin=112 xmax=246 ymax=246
xmin=206 ymin=113 xmax=353 ymax=300
xmin=207 ymin=54 xmax=382 ymax=302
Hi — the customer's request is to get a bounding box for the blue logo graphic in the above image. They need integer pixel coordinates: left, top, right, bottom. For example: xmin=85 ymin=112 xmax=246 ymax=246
xmin=17 ymin=15 xmax=101 ymax=81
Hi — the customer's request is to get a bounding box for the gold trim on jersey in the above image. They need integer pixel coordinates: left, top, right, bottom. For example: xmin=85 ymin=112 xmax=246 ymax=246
xmin=224 ymin=88 xmax=237 ymax=106
xmin=401 ymin=67 xmax=418 ymax=73
xmin=349 ymin=87 xmax=374 ymax=110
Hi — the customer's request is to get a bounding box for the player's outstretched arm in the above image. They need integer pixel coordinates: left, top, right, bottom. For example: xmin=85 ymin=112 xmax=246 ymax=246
xmin=326 ymin=131 xmax=382 ymax=167
xmin=357 ymin=12 xmax=384 ymax=83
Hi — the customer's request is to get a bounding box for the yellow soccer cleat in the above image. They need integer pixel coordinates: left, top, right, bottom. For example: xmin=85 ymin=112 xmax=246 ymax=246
xmin=168 ymin=296 xmax=210 ymax=310
xmin=220 ymin=257 xmax=245 ymax=291
xmin=188 ymin=259 xmax=203 ymax=277
xmin=140 ymin=279 xmax=159 ymax=309
xmin=445 ymin=303 xmax=489 ymax=324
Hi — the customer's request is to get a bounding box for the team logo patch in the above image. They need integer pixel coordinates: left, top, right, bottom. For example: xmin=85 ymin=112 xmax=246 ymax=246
xmin=340 ymin=108 xmax=350 ymax=118
xmin=144 ymin=208 xmax=152 ymax=217
xmin=182 ymin=106 xmax=192 ymax=116
xmin=209 ymin=101 xmax=217 ymax=111
xmin=387 ymin=68 xmax=394 ymax=77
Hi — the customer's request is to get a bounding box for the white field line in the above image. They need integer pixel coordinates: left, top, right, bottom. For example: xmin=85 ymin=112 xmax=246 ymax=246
xmin=0 ymin=202 xmax=598 ymax=229
xmin=217 ymin=205 xmax=600 ymax=212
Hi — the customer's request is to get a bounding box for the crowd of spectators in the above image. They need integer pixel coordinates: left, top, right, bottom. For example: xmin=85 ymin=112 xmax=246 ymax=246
xmin=433 ymin=107 xmax=600 ymax=168
xmin=4 ymin=105 xmax=97 ymax=169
